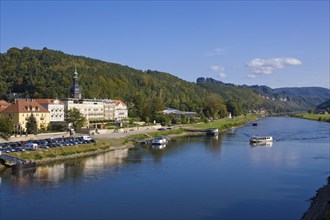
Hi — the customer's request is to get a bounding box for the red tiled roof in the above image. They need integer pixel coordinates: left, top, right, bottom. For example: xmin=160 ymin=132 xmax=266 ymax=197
xmin=0 ymin=100 xmax=10 ymax=106
xmin=34 ymin=99 xmax=54 ymax=104
xmin=115 ymin=100 xmax=126 ymax=106
xmin=0 ymin=100 xmax=11 ymax=112
xmin=1 ymin=99 xmax=49 ymax=113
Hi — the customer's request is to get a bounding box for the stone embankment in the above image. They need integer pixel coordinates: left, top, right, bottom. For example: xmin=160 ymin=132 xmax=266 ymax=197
xmin=35 ymin=144 xmax=134 ymax=165
xmin=302 ymin=177 xmax=330 ymax=220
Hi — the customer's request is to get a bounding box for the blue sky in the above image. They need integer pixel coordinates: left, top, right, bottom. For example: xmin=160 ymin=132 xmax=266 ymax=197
xmin=1 ymin=1 xmax=329 ymax=88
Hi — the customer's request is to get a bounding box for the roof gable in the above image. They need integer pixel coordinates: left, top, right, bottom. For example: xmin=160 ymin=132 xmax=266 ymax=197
xmin=1 ymin=99 xmax=49 ymax=113
xmin=0 ymin=100 xmax=10 ymax=106
xmin=115 ymin=100 xmax=126 ymax=106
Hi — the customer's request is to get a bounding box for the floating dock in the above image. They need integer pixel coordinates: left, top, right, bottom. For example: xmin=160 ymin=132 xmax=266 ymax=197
xmin=0 ymin=153 xmax=37 ymax=170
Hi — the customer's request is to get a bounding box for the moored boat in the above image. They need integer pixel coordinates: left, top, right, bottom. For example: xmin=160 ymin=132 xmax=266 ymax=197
xmin=249 ymin=136 xmax=273 ymax=144
xmin=206 ymin=128 xmax=219 ymax=136
xmin=151 ymin=136 xmax=167 ymax=145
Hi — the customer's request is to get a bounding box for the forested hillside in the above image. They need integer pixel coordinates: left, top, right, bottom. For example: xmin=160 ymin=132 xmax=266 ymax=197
xmin=1 ymin=47 xmax=327 ymax=122
xmin=0 ymin=47 xmax=217 ymax=121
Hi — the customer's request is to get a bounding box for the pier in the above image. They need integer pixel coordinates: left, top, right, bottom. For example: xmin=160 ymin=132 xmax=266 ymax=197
xmin=0 ymin=153 xmax=36 ymax=170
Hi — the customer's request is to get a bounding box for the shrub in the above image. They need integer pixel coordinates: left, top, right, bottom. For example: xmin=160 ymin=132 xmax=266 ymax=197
xmin=45 ymin=153 xmax=56 ymax=158
xmin=33 ymin=154 xmax=43 ymax=160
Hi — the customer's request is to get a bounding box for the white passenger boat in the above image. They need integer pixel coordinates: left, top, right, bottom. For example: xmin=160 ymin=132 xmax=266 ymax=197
xmin=151 ymin=136 xmax=167 ymax=145
xmin=249 ymin=136 xmax=273 ymax=144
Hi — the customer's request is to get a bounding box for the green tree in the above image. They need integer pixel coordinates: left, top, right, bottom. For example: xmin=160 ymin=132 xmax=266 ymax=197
xmin=65 ymin=108 xmax=86 ymax=130
xmin=26 ymin=114 xmax=38 ymax=134
xmin=226 ymin=100 xmax=243 ymax=117
xmin=0 ymin=117 xmax=13 ymax=139
xmin=203 ymin=94 xmax=228 ymax=119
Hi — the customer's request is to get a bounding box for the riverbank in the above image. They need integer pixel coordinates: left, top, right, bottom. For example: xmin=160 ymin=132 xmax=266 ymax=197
xmin=2 ymin=114 xmax=259 ymax=166
xmin=5 ymin=138 xmax=133 ymax=165
xmin=292 ymin=113 xmax=330 ymax=123
xmin=302 ymin=176 xmax=330 ymax=220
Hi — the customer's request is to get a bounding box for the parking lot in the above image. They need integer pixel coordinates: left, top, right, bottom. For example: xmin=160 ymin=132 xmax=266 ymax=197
xmin=0 ymin=136 xmax=96 ymax=154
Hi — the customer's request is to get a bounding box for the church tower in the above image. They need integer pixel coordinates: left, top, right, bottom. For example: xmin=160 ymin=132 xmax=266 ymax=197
xmin=70 ymin=67 xmax=82 ymax=99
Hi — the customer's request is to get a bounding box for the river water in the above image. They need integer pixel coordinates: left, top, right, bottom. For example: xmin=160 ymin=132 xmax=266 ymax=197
xmin=0 ymin=117 xmax=329 ymax=220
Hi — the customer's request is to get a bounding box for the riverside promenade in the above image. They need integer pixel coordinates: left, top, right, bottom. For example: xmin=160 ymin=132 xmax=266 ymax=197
xmin=0 ymin=124 xmax=163 ymax=144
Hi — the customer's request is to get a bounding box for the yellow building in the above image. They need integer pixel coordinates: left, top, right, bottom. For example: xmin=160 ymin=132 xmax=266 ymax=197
xmin=0 ymin=99 xmax=50 ymax=132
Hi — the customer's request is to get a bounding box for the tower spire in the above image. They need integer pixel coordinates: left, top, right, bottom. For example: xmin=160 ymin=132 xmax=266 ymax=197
xmin=70 ymin=66 xmax=82 ymax=99
xmin=74 ymin=65 xmax=78 ymax=75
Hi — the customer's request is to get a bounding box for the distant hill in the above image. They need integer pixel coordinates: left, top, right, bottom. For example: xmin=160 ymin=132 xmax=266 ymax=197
xmin=197 ymin=77 xmax=330 ymax=111
xmin=316 ymin=99 xmax=330 ymax=111
xmin=251 ymin=86 xmax=329 ymax=109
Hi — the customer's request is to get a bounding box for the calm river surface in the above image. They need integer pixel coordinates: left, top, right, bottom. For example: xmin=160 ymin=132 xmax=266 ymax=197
xmin=1 ymin=117 xmax=329 ymax=220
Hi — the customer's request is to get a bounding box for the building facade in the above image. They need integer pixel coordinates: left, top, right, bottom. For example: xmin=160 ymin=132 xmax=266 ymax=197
xmin=0 ymin=99 xmax=50 ymax=131
xmin=62 ymin=98 xmax=128 ymax=122
xmin=103 ymin=99 xmax=115 ymax=120
xmin=35 ymin=99 xmax=65 ymax=122
xmin=114 ymin=100 xmax=128 ymax=121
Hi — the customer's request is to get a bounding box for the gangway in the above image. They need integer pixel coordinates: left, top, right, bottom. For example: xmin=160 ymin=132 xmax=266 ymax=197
xmin=0 ymin=153 xmax=36 ymax=170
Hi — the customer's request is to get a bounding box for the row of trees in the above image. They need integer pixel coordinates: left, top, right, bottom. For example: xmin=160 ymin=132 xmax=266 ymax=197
xmin=0 ymin=114 xmax=38 ymax=139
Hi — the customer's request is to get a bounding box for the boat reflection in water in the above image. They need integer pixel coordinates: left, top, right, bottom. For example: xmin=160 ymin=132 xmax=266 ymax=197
xmin=151 ymin=144 xmax=166 ymax=150
xmin=250 ymin=142 xmax=273 ymax=148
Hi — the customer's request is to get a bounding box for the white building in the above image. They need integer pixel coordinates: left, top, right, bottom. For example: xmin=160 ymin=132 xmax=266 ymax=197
xmin=104 ymin=99 xmax=115 ymax=120
xmin=114 ymin=100 xmax=128 ymax=121
xmin=62 ymin=98 xmax=128 ymax=122
xmin=35 ymin=99 xmax=65 ymax=122
xmin=62 ymin=99 xmax=104 ymax=121
xmin=162 ymin=108 xmax=197 ymax=118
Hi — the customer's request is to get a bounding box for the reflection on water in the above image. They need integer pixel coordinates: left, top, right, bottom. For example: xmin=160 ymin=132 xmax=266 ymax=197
xmin=151 ymin=144 xmax=166 ymax=150
xmin=250 ymin=142 xmax=273 ymax=147
xmin=2 ymin=149 xmax=128 ymax=187
xmin=0 ymin=117 xmax=329 ymax=220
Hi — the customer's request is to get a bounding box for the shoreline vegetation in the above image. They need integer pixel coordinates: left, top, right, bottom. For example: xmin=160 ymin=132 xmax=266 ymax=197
xmin=292 ymin=113 xmax=330 ymax=123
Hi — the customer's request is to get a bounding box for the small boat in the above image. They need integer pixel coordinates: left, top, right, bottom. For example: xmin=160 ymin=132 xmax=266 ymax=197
xmin=249 ymin=136 xmax=273 ymax=144
xmin=206 ymin=128 xmax=219 ymax=136
xmin=252 ymin=123 xmax=258 ymax=126
xmin=151 ymin=136 xmax=167 ymax=145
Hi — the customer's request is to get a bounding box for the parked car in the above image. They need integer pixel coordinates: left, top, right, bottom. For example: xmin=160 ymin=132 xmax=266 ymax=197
xmin=81 ymin=135 xmax=92 ymax=141
xmin=24 ymin=143 xmax=38 ymax=150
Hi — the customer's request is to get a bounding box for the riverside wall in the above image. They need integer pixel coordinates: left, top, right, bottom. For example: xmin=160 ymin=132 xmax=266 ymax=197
xmin=3 ymin=124 xmax=162 ymax=143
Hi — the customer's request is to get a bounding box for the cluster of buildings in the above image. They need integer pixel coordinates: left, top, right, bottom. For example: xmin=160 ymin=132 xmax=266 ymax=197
xmin=0 ymin=68 xmax=128 ymax=133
